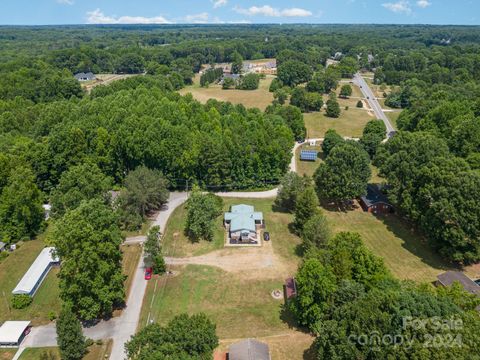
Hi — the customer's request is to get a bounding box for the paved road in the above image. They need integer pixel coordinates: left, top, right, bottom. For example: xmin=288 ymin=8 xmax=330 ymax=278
xmin=353 ymin=72 xmax=395 ymax=134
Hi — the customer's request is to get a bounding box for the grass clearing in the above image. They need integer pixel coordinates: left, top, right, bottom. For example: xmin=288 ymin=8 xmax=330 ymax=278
xmin=295 ymin=144 xmax=323 ymax=178
xmin=0 ymin=349 xmax=15 ymax=360
xmin=18 ymin=340 xmax=113 ymax=360
xmin=0 ymin=238 xmax=61 ymax=326
xmin=323 ymin=205 xmax=450 ymax=283
xmin=179 ymin=75 xmax=274 ymax=110
xmin=141 ymin=198 xmax=304 ymax=344
xmin=386 ymin=110 xmax=402 ymax=129
xmin=121 ymin=244 xmax=142 ymax=297
xmin=304 ymin=109 xmax=373 ymax=138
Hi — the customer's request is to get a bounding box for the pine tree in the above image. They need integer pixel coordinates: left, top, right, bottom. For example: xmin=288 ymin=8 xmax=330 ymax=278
xmin=56 ymin=305 xmax=86 ymax=360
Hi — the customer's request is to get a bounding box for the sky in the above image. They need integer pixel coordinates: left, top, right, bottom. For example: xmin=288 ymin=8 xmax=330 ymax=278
xmin=0 ymin=0 xmax=478 ymax=26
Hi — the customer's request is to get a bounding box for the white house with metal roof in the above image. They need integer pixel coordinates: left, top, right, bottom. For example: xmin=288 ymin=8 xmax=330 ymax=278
xmin=0 ymin=321 xmax=31 ymax=347
xmin=12 ymin=247 xmax=60 ymax=297
xmin=224 ymin=204 xmax=264 ymax=244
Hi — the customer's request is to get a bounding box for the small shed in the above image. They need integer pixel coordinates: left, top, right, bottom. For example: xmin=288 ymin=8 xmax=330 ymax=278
xmin=284 ymin=277 xmax=297 ymax=300
xmin=229 ymin=339 xmax=271 ymax=360
xmin=0 ymin=321 xmax=31 ymax=347
xmin=359 ymin=184 xmax=393 ymax=214
xmin=300 ymin=150 xmax=318 ymax=162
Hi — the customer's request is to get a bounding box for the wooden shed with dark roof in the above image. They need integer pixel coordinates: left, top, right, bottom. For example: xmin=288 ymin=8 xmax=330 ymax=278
xmin=228 ymin=339 xmax=271 ymax=360
xmin=359 ymin=184 xmax=393 ymax=214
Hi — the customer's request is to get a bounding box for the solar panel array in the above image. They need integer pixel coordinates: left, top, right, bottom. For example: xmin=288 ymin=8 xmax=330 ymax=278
xmin=300 ymin=150 xmax=318 ymax=161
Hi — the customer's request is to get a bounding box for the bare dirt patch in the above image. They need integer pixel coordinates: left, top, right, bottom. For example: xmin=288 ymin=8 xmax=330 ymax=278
xmin=165 ymin=238 xmax=292 ymax=280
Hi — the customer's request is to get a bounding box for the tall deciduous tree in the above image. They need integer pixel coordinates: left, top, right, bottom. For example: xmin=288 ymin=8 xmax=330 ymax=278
xmin=117 ymin=166 xmax=169 ymax=229
xmin=322 ymin=129 xmax=344 ymax=157
xmin=56 ymin=305 xmax=86 ymax=360
xmin=0 ymin=166 xmax=44 ymax=243
xmin=277 ymin=60 xmax=313 ymax=87
xmin=50 ymin=199 xmax=125 ymax=321
xmin=50 ymin=162 xmax=112 ymax=218
xmin=275 ymin=172 xmax=307 ymax=212
xmin=144 ymin=226 xmax=166 ymax=274
xmin=289 ymin=258 xmax=337 ymax=328
xmin=325 ymin=93 xmax=341 ymax=118
xmin=301 ymin=212 xmax=331 ymax=250
xmin=360 ymin=119 xmax=386 ymax=158
xmin=339 ymin=84 xmax=353 ymax=98
xmin=314 ymin=142 xmax=371 ymax=203
xmin=125 ymin=313 xmax=218 ymax=360
xmin=185 ymin=189 xmax=223 ymax=241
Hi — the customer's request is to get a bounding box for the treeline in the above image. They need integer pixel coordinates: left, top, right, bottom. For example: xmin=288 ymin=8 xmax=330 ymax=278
xmin=200 ymin=68 xmax=223 ymax=87
xmin=0 ymin=76 xmax=296 ymax=244
xmin=372 ymin=47 xmax=480 ymax=263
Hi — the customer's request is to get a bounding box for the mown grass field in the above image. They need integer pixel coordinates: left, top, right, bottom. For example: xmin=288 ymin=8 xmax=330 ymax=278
xmin=0 ymin=238 xmax=61 ymax=326
xmin=295 ymin=144 xmax=323 ymax=178
xmin=0 ymin=237 xmax=142 ymax=324
xmin=304 ymin=105 xmax=374 ymax=139
xmin=0 ymin=349 xmax=16 ymax=360
xmin=179 ymin=74 xmax=274 ymax=110
xmin=18 ymin=340 xmax=113 ymax=360
xmin=323 ymin=206 xmax=450 ymax=283
xmin=141 ymin=198 xmax=306 ymax=354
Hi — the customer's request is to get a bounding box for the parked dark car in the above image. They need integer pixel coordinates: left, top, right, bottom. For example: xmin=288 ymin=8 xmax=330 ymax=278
xmin=263 ymin=232 xmax=270 ymax=241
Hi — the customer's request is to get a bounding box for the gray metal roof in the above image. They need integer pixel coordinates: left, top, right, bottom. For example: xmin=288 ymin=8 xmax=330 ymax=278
xmin=229 ymin=339 xmax=270 ymax=360
xmin=437 ymin=271 xmax=480 ymax=296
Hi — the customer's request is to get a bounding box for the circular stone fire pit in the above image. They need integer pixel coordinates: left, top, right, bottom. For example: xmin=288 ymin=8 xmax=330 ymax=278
xmin=271 ymin=289 xmax=283 ymax=300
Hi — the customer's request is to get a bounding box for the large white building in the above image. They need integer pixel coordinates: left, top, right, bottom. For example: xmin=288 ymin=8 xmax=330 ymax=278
xmin=12 ymin=247 xmax=60 ymax=297
xmin=0 ymin=321 xmax=31 ymax=347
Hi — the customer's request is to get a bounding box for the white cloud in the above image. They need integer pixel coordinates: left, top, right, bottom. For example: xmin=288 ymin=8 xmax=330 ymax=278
xmin=382 ymin=1 xmax=412 ymax=14
xmin=184 ymin=12 xmax=210 ymax=24
xmin=234 ymin=5 xmax=312 ymax=17
xmin=86 ymin=9 xmax=172 ymax=24
xmin=57 ymin=0 xmax=74 ymax=4
xmin=416 ymin=0 xmax=431 ymax=8
xmin=212 ymin=0 xmax=228 ymax=9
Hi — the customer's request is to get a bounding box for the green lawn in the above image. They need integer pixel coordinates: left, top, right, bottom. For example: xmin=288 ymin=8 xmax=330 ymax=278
xmin=18 ymin=341 xmax=112 ymax=360
xmin=179 ymin=75 xmax=274 ymax=110
xmin=141 ymin=265 xmax=292 ymax=338
xmin=0 ymin=238 xmax=61 ymax=326
xmin=386 ymin=111 xmax=402 ymax=129
xmin=323 ymin=207 xmax=451 ymax=283
xmin=0 ymin=349 xmax=16 ymax=360
xmin=163 ymin=197 xmax=301 ymax=263
xmin=304 ymin=106 xmax=374 ymax=139
xmin=295 ymin=144 xmax=323 ymax=178
xmin=142 ymin=197 xmax=303 ymax=333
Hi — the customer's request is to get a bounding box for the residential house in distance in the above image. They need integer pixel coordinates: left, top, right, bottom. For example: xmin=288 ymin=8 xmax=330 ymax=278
xmin=359 ymin=184 xmax=394 ymax=214
xmin=228 ymin=339 xmax=271 ymax=360
xmin=74 ymin=72 xmax=96 ymax=81
xmin=224 ymin=204 xmax=264 ymax=245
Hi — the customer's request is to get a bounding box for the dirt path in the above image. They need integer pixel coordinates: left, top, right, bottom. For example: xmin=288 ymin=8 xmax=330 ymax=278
xmin=165 ymin=239 xmax=291 ymax=280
